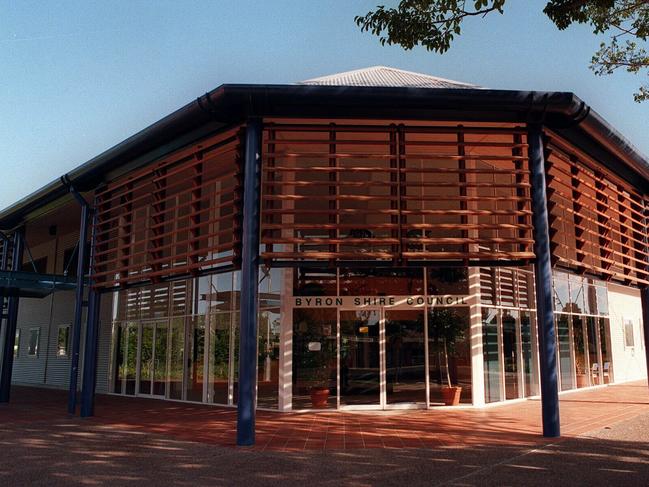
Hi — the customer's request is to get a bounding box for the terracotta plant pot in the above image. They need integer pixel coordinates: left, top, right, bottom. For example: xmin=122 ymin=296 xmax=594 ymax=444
xmin=310 ymin=386 xmax=330 ymax=408
xmin=441 ymin=386 xmax=462 ymax=406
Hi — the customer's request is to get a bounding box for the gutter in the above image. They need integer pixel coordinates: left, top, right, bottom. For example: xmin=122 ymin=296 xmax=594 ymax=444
xmin=0 ymin=84 xmax=647 ymax=229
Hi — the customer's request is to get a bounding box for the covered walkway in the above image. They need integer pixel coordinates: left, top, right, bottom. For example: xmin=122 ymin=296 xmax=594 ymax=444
xmin=1 ymin=381 xmax=648 ymax=452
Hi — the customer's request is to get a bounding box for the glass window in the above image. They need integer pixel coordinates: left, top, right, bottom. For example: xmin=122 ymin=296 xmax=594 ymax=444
xmin=553 ymin=275 xmax=570 ymax=313
xmin=556 ymin=314 xmax=574 ymax=391
xmin=502 ymin=310 xmax=520 ymax=399
xmin=57 ymin=325 xmax=70 ymax=357
xmin=292 ymin=308 xmax=337 ymax=409
xmin=624 ymin=319 xmax=635 ymax=348
xmin=341 ymin=268 xmax=424 ymax=296
xmin=599 ymin=318 xmax=612 ymax=383
xmin=27 ymin=327 xmax=40 ymax=357
xmin=429 ymin=307 xmax=472 ymax=404
xmin=13 ymin=330 xmax=20 ymax=358
xmin=569 ymin=275 xmax=585 ymax=314
xmin=595 ymin=285 xmax=608 ymax=315
xmin=482 ymin=308 xmax=501 ymax=403
xmin=572 ymin=316 xmax=588 ymax=388
xmin=427 ymin=268 xmax=468 ymax=295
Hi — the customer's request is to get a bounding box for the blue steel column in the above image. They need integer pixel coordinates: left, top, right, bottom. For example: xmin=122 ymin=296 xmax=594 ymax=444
xmin=528 ymin=124 xmax=560 ymax=437
xmin=0 ymin=230 xmax=25 ymax=403
xmin=68 ymin=202 xmax=90 ymax=414
xmin=80 ymin=201 xmax=101 ymax=418
xmin=237 ymin=117 xmax=262 ymax=446
xmin=80 ymin=288 xmax=101 ymax=417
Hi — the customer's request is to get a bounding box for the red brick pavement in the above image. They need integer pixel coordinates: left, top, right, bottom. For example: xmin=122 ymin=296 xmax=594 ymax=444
xmin=1 ymin=381 xmax=647 ymax=452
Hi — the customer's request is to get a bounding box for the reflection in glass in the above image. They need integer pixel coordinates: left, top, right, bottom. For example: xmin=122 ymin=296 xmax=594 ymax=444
xmin=599 ymin=318 xmax=613 ymax=383
xmin=340 ymin=309 xmax=380 ymax=406
xmin=427 ymin=268 xmax=468 ymax=295
xmin=138 ymin=325 xmax=153 ymax=395
xmin=482 ymin=308 xmax=501 ymax=403
xmin=556 ymin=314 xmax=574 ymax=390
xmin=153 ymin=323 xmax=168 ymax=396
xmin=125 ymin=324 xmax=137 ymax=395
xmin=586 ymin=317 xmax=599 ymax=386
xmin=208 ymin=312 xmax=230 ymax=404
xmin=186 ymin=318 xmax=205 ymax=402
xmin=502 ymin=310 xmax=519 ymax=400
xmin=572 ymin=316 xmax=588 ymax=388
xmin=292 ymin=308 xmax=337 ymax=409
xmin=385 ymin=310 xmax=426 ymax=404
xmin=168 ymin=318 xmax=184 ymax=400
xmin=257 ymin=310 xmax=280 ymax=409
xmin=340 ymin=268 xmax=424 ymax=296
xmin=520 ymin=312 xmax=536 ymax=397
xmin=553 ymin=277 xmax=570 ymax=312
xmin=429 ymin=307 xmax=471 ymax=404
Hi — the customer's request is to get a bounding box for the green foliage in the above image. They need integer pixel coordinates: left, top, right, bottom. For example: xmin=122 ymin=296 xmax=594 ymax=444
xmin=356 ymin=1 xmax=649 ymax=101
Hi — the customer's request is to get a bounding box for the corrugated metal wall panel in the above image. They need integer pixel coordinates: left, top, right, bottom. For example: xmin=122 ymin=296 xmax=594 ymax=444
xmin=95 ymin=293 xmax=115 ymax=394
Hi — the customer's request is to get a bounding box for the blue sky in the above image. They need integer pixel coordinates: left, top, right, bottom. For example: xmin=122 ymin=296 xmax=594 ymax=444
xmin=1 ymin=1 xmax=647 ymax=210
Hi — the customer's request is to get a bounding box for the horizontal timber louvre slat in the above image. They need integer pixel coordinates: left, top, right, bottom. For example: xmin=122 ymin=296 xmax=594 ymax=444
xmin=545 ymin=133 xmax=649 ymax=286
xmin=92 ymin=126 xmax=243 ymax=288
xmin=260 ymin=122 xmax=534 ymax=265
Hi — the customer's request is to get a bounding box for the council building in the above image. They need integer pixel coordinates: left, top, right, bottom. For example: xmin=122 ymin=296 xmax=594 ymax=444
xmin=0 ymin=67 xmax=647 ymax=445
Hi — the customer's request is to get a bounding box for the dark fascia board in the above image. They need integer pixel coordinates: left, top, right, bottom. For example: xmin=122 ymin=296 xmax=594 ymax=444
xmin=1 ymin=83 xmax=647 ymax=229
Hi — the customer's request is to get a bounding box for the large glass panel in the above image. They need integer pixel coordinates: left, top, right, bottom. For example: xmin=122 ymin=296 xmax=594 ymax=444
xmin=429 ymin=307 xmax=471 ymax=404
xmin=586 ymin=317 xmax=599 ymax=386
xmin=153 ymin=323 xmax=167 ymax=396
xmin=520 ymin=311 xmax=536 ymax=397
xmin=257 ymin=309 xmax=280 ymax=408
xmin=482 ymin=308 xmax=501 ymax=403
xmin=599 ymin=318 xmax=613 ymax=383
xmin=569 ymin=275 xmax=586 ymax=314
xmin=138 ymin=325 xmax=153 ymax=395
xmin=572 ymin=315 xmax=588 ymax=388
xmin=186 ymin=317 xmax=205 ymax=402
xmin=385 ymin=310 xmax=426 ymax=404
xmin=340 ymin=268 xmax=424 ymax=296
xmin=339 ymin=309 xmax=380 ymax=406
xmin=427 ymin=268 xmax=468 ymax=295
xmin=125 ymin=324 xmax=138 ymax=395
xmin=168 ymin=317 xmax=184 ymax=400
xmin=596 ymin=285 xmax=609 ymax=316
xmin=502 ymin=310 xmax=520 ymax=400
xmin=553 ymin=275 xmax=570 ymax=312
xmin=208 ymin=312 xmax=230 ymax=404
xmin=556 ymin=314 xmax=574 ymax=390
xmin=293 ymin=308 xmax=337 ymax=409
xmin=112 ymin=324 xmax=126 ymax=393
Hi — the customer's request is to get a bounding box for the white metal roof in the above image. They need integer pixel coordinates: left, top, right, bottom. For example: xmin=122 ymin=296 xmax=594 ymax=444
xmin=299 ymin=66 xmax=481 ymax=89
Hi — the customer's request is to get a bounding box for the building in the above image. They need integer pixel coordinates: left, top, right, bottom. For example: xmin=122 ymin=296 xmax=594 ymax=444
xmin=0 ymin=66 xmax=647 ymax=446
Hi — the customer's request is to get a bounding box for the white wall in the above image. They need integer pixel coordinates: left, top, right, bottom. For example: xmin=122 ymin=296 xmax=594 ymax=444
xmin=607 ymin=283 xmax=647 ymax=382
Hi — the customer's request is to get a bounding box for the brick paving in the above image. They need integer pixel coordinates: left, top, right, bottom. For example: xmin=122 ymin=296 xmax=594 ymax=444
xmin=1 ymin=380 xmax=647 ymax=452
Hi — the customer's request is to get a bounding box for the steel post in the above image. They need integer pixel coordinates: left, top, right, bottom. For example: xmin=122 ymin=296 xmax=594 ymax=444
xmin=68 ymin=202 xmax=89 ymax=414
xmin=80 ymin=288 xmax=101 ymax=417
xmin=236 ymin=118 xmax=262 ymax=446
xmin=0 ymin=230 xmax=25 ymax=402
xmin=528 ymin=123 xmax=560 ymax=437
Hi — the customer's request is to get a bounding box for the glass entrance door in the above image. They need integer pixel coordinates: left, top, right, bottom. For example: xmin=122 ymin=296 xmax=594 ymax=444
xmin=339 ymin=309 xmax=381 ymax=407
xmin=339 ymin=308 xmax=426 ymax=409
xmin=385 ymin=310 xmax=426 ymax=406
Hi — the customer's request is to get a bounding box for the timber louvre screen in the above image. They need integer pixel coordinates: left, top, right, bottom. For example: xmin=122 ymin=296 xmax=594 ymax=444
xmin=260 ymin=122 xmax=535 ymax=266
xmin=92 ymin=127 xmax=243 ymax=288
xmin=545 ymin=134 xmax=649 ymax=286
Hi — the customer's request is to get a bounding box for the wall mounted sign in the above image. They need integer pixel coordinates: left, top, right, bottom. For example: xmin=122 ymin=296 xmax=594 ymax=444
xmin=292 ymin=295 xmax=468 ymax=309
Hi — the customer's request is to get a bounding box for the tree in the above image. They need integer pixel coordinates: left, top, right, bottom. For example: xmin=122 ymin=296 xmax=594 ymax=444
xmin=355 ymin=1 xmax=649 ymax=101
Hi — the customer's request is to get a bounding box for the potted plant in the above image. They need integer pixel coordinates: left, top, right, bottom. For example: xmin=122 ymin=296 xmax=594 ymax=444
xmin=309 ymin=361 xmax=331 ymax=408
xmin=429 ymin=308 xmax=465 ymax=405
